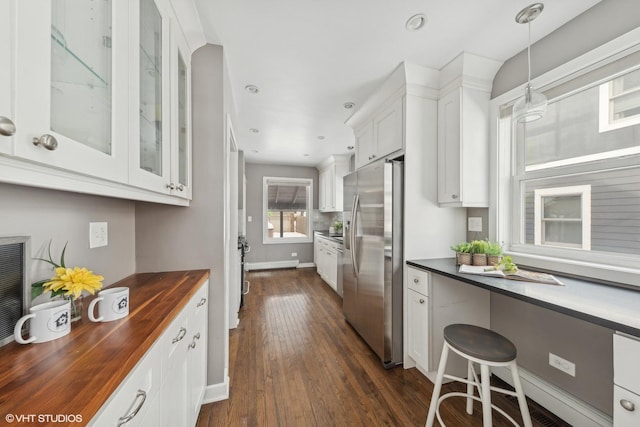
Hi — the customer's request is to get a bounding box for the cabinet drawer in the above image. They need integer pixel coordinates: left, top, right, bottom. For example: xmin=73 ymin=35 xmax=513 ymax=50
xmin=408 ymin=267 xmax=429 ymax=296
xmin=614 ymin=334 xmax=640 ymax=394
xmin=161 ymin=309 xmax=189 ymax=373
xmin=91 ymin=343 xmax=161 ymax=426
xmin=614 ymin=385 xmax=640 ymax=427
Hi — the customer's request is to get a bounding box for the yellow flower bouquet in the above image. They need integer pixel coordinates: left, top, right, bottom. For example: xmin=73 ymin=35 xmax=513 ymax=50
xmin=32 ymin=242 xmax=104 ymax=320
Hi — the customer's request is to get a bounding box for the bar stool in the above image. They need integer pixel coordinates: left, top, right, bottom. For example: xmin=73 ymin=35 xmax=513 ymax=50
xmin=425 ymin=324 xmax=532 ymax=427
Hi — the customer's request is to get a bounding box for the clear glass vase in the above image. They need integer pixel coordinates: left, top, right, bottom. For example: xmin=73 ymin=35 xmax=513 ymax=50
xmin=65 ymin=296 xmax=83 ymax=322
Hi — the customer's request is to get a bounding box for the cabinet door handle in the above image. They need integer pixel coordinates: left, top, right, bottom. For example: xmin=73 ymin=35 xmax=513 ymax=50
xmin=197 ymin=297 xmax=207 ymax=307
xmin=172 ymin=327 xmax=187 ymax=343
xmin=32 ymin=134 xmax=58 ymax=151
xmin=620 ymin=399 xmax=636 ymax=412
xmin=451 ymin=194 xmax=458 ymax=199
xmin=166 ymin=183 xmax=176 ymax=190
xmin=177 ymin=184 xmax=185 ymax=191
xmin=419 ymin=299 xmax=425 ymax=304
xmin=0 ymin=116 xmax=16 ymax=136
xmin=117 ymin=389 xmax=147 ymax=426
xmin=189 ymin=332 xmax=201 ymax=349
xmin=413 ymin=278 xmax=419 ymax=283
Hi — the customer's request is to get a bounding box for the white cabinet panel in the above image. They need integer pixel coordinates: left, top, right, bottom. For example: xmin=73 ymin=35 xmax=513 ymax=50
xmin=614 ymin=333 xmax=640 ymax=426
xmin=0 ymin=0 xmax=14 ymax=155
xmin=14 ymin=0 xmax=129 ymax=182
xmin=355 ymin=97 xmax=403 ymax=169
xmin=317 ymin=154 xmax=350 ymax=212
xmin=407 ymin=288 xmax=429 ymax=371
xmin=437 ymin=86 xmax=490 ymax=207
xmin=355 ymin=122 xmax=374 ymax=170
xmin=614 ymin=386 xmax=640 ymax=427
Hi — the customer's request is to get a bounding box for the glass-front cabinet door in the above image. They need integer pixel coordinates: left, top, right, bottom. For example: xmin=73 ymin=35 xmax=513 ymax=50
xmin=129 ymin=0 xmax=171 ymax=192
xmin=0 ymin=0 xmax=14 ymax=155
xmin=171 ymin=40 xmax=192 ymax=199
xmin=14 ymin=0 xmax=129 ymax=182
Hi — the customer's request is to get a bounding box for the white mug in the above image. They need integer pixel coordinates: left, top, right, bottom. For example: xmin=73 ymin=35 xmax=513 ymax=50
xmin=88 ymin=287 xmax=129 ymax=322
xmin=14 ymin=300 xmax=71 ymax=344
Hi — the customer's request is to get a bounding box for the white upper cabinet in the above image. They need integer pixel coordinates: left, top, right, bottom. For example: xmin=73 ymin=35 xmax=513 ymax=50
xmin=14 ymin=0 xmax=129 ymax=182
xmin=354 ymin=96 xmax=403 ymax=169
xmin=436 ymin=53 xmax=502 ymax=207
xmin=317 ymin=154 xmax=350 ymax=212
xmin=1 ymin=0 xmax=202 ymax=205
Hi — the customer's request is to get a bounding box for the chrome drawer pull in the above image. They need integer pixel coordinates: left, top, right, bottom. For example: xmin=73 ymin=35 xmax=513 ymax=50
xmin=32 ymin=134 xmax=58 ymax=150
xmin=621 ymin=399 xmax=635 ymax=412
xmin=419 ymin=299 xmax=425 ymax=304
xmin=117 ymin=389 xmax=147 ymax=426
xmin=197 ymin=297 xmax=207 ymax=307
xmin=413 ymin=278 xmax=419 ymax=283
xmin=172 ymin=327 xmax=187 ymax=343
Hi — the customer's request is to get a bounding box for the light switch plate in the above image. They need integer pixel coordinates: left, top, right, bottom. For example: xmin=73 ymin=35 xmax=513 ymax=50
xmin=468 ymin=217 xmax=483 ymax=232
xmin=89 ymin=222 xmax=108 ymax=248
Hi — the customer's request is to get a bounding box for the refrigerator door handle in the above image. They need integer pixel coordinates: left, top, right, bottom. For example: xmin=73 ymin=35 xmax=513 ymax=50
xmin=351 ymin=193 xmax=360 ymax=277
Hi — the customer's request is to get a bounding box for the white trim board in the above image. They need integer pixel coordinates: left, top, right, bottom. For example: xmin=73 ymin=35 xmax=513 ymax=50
xmin=493 ymin=366 xmax=612 ymax=427
xmin=202 ymin=375 xmax=230 ymax=404
xmin=246 ymin=260 xmax=299 ymax=271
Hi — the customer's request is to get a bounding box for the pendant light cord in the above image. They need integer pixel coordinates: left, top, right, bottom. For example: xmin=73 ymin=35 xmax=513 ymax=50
xmin=527 ymin=20 xmax=532 ymax=84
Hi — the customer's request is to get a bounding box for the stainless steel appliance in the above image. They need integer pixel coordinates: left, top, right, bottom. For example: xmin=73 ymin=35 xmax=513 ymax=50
xmin=343 ymin=159 xmax=403 ymax=368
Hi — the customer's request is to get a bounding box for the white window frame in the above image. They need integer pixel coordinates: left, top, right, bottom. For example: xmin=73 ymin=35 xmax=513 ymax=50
xmin=534 ymin=185 xmax=591 ymax=250
xmin=490 ymin=27 xmax=640 ymax=287
xmin=262 ymin=177 xmax=313 ymax=245
xmin=598 ymin=70 xmax=640 ymax=133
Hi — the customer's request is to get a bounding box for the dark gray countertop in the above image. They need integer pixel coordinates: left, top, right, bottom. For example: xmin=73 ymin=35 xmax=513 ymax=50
xmin=314 ymin=230 xmax=344 ymax=244
xmin=407 ymin=258 xmax=640 ymax=337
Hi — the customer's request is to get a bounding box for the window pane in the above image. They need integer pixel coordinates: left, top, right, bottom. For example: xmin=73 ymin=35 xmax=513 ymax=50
xmin=542 ymin=221 xmax=582 ymax=246
xmin=268 ymin=211 xmax=309 ymax=239
xmin=543 ymin=196 xmax=581 ymax=219
xmin=264 ymin=178 xmax=312 ymax=243
xmin=178 ymin=53 xmax=187 ymax=185
xmin=519 ymin=69 xmax=640 ymax=169
xmin=267 ymin=184 xmax=307 ymax=211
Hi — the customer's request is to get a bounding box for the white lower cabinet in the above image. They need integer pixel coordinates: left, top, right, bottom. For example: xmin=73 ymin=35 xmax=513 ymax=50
xmin=613 ymin=333 xmax=640 ymax=426
xmin=407 ymin=288 xmax=429 ymax=371
xmin=91 ymin=280 xmax=208 ymax=427
xmin=315 ymin=235 xmax=340 ymax=293
xmin=406 ymin=266 xmax=490 ymax=382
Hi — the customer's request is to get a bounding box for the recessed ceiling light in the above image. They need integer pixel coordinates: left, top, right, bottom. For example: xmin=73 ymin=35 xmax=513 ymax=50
xmin=343 ymin=102 xmax=355 ymax=109
xmin=249 ymin=128 xmax=259 ymax=133
xmin=245 ymin=85 xmax=260 ymax=94
xmin=303 ymin=154 xmax=310 ymax=157
xmin=317 ymin=136 xmax=325 ymax=140
xmin=347 ymin=146 xmax=354 ymax=150
xmin=405 ymin=13 xmax=427 ymax=31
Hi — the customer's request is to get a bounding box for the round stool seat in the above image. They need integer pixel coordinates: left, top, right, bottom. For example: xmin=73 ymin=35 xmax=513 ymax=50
xmin=444 ymin=324 xmax=517 ymax=363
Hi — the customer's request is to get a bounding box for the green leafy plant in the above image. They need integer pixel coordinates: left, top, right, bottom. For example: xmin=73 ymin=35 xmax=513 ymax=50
xmin=333 ymin=220 xmax=343 ymax=232
xmin=470 ymin=240 xmax=489 ymax=254
xmin=496 ymin=255 xmax=518 ymax=273
xmin=486 ymin=241 xmax=503 ymax=256
xmin=450 ymin=242 xmax=472 ymax=253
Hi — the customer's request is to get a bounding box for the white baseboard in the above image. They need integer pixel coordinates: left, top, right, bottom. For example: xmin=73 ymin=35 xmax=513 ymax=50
xmin=202 ymin=375 xmax=230 ymax=404
xmin=493 ymin=366 xmax=612 ymax=427
xmin=297 ymin=262 xmax=316 ymax=269
xmin=246 ymin=260 xmax=299 ymax=271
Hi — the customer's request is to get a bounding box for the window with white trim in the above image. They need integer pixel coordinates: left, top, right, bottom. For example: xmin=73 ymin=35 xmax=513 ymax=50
xmin=599 ymin=67 xmax=640 ymax=132
xmin=496 ymin=54 xmax=640 ymax=277
xmin=263 ymin=177 xmax=313 ymax=244
xmin=534 ymin=186 xmax=591 ymax=250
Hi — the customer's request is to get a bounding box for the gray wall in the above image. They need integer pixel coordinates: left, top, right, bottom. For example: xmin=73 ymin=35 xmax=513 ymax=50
xmin=0 ymin=183 xmax=136 ymax=289
xmin=136 ymin=44 xmax=228 ymax=385
xmin=489 ymin=0 xmax=640 ymax=415
xmin=492 ymin=0 xmax=640 ymax=98
xmin=245 ymin=163 xmax=318 ymax=265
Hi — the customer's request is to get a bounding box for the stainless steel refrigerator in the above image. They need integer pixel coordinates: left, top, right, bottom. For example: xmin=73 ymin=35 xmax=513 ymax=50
xmin=343 ymin=159 xmax=403 ymax=368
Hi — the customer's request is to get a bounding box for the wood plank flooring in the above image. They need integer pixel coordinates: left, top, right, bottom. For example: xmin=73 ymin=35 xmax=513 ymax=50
xmin=197 ymin=268 xmax=569 ymax=427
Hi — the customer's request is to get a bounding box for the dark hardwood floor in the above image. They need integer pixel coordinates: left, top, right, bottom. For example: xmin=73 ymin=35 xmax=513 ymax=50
xmin=197 ymin=268 xmax=569 ymax=427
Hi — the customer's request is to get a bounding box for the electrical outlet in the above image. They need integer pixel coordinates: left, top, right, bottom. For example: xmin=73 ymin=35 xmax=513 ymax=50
xmin=468 ymin=217 xmax=483 ymax=232
xmin=549 ymin=352 xmax=575 ymax=377
xmin=248 ymin=216 xmax=253 ymax=223
xmin=89 ymin=222 xmax=108 ymax=248
xmin=291 ymin=252 xmax=297 ymax=257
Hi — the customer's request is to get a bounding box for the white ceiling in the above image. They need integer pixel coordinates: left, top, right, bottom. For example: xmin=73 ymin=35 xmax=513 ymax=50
xmin=194 ymin=0 xmax=600 ymax=167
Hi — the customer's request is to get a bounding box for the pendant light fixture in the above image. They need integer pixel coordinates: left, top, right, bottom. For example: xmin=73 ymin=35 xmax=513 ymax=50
xmin=512 ymin=3 xmax=547 ymax=123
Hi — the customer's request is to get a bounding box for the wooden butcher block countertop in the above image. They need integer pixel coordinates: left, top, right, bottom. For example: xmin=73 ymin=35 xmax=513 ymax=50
xmin=0 ymin=269 xmax=210 ymax=425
